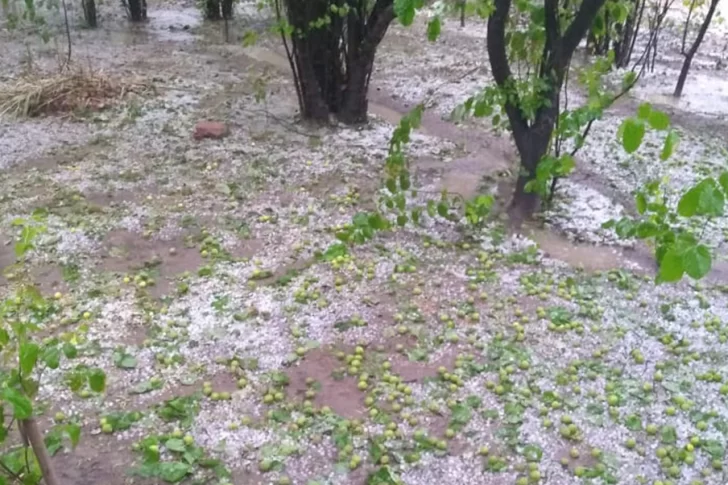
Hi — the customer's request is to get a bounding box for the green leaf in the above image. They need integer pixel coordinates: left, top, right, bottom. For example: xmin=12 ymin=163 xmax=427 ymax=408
xmin=366 ymin=466 xmax=399 ymax=485
xmin=719 ymin=171 xmax=728 ymax=195
xmin=158 ymin=461 xmax=191 ymax=483
xmin=660 ymin=426 xmax=677 ymax=444
xmin=682 ymin=244 xmax=711 ymax=279
xmin=522 ymin=444 xmax=543 ymax=462
xmin=678 ymin=179 xmax=725 ymax=217
xmin=385 ymin=178 xmax=397 ymax=194
xmin=394 ymin=0 xmax=417 ymax=26
xmin=426 ymin=200 xmax=436 ymax=217
xmin=660 ymin=131 xmax=679 ymax=160
xmin=426 ymin=16 xmax=441 ymax=41
xmin=659 ymin=248 xmax=684 ymax=282
xmin=2 ymin=387 xmax=32 ymax=419
xmin=165 ymin=438 xmax=187 ymax=452
xmin=396 ymin=215 xmax=408 ymax=227
xmin=635 ymin=193 xmax=646 ymax=214
xmin=62 ymin=342 xmax=77 ymax=359
xmin=88 ymin=368 xmax=106 ymax=392
xmin=368 ymin=213 xmax=389 ymax=230
xmin=19 ymin=342 xmax=39 ymax=376
xmin=465 ymin=395 xmax=483 ymax=409
xmin=678 ymin=185 xmax=700 ymax=217
xmin=241 ymin=30 xmax=258 ymax=47
xmin=449 ymin=404 xmax=472 ymax=431
xmin=704 ymin=440 xmax=725 ymax=460
xmin=114 ymin=352 xmax=137 ymax=369
xmin=321 ymin=243 xmax=348 ymax=261
xmin=624 ymin=414 xmax=642 ymax=431
xmin=436 ymin=202 xmax=449 ymax=218
xmin=66 ymin=423 xmax=81 ymax=447
xmin=43 ymin=347 xmax=61 ymax=369
xmin=621 ymin=118 xmax=645 ymax=154
xmin=399 ymin=172 xmax=410 ymax=191
xmin=648 ymin=110 xmax=670 ymax=130
xmin=368 ymin=438 xmax=385 ymax=464
xmin=637 ymin=103 xmax=652 ymax=120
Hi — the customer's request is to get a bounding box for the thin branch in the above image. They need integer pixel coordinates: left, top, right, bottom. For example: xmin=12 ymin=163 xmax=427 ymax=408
xmin=60 ymin=0 xmax=72 ymax=69
xmin=273 ymin=0 xmax=303 ymax=111
xmin=681 ymin=0 xmax=697 ymax=56
xmin=562 ymin=0 xmax=609 ymax=58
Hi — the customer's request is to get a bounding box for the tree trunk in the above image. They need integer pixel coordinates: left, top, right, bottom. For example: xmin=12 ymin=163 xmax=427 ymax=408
xmin=127 ymin=0 xmax=146 ymax=21
xmin=460 ymin=0 xmax=466 ymax=27
xmin=615 ymin=0 xmax=638 ymax=67
xmin=83 ymin=0 xmax=96 ymax=27
xmin=206 ymin=0 xmax=221 ymax=20
xmin=339 ymin=55 xmax=375 ymax=124
xmin=488 ymin=0 xmax=606 ymax=220
xmin=21 ymin=419 xmax=60 ymax=485
xmin=222 ymin=0 xmax=233 ymax=19
xmin=277 ymin=0 xmax=393 ymax=125
xmin=674 ymin=0 xmax=720 ymax=97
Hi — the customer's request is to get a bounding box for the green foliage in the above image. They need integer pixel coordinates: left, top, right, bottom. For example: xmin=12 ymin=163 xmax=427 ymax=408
xmin=605 ymin=107 xmax=726 ymax=282
xmin=0 ymin=215 xmax=105 ymax=483
xmin=332 ymin=104 xmax=494 ymax=254
xmin=394 ymin=0 xmax=424 ymax=26
xmin=132 ymin=431 xmax=229 ymax=483
xmin=2 ymin=0 xmax=53 ymax=41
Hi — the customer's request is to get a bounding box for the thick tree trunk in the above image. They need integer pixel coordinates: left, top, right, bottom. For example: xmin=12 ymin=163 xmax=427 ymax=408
xmin=127 ymin=0 xmax=146 ymax=21
xmin=339 ymin=56 xmax=375 ymax=124
xmin=278 ymin=0 xmax=393 ymax=125
xmin=488 ymin=0 xmax=606 ymax=220
xmin=222 ymin=0 xmax=233 ymax=19
xmin=615 ymin=0 xmax=638 ymax=67
xmin=674 ymin=0 xmax=720 ymax=97
xmin=206 ymin=0 xmax=221 ymax=20
xmin=82 ymin=0 xmax=96 ymax=27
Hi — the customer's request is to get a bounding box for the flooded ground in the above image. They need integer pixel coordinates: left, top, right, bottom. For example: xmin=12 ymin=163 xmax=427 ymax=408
xmin=2 ymin=2 xmax=728 ymax=485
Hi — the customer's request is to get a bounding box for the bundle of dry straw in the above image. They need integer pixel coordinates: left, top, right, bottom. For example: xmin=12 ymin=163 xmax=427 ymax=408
xmin=0 ymin=69 xmax=150 ymax=118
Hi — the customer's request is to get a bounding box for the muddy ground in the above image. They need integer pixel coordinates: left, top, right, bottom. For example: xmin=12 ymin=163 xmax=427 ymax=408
xmin=2 ymin=1 xmax=728 ymax=485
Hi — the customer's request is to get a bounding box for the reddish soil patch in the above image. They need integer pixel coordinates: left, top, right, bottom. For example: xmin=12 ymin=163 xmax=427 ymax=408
xmin=554 ymin=444 xmax=600 ymax=472
xmin=84 ymin=189 xmax=141 ymax=207
xmin=389 ymin=349 xmax=459 ymax=383
xmin=426 ymin=414 xmax=469 ymax=455
xmin=286 ymin=348 xmax=366 ymax=419
xmin=101 ymin=229 xmax=203 ymax=297
xmin=32 ymin=264 xmax=67 ymax=295
xmin=52 ymin=429 xmax=148 ymax=485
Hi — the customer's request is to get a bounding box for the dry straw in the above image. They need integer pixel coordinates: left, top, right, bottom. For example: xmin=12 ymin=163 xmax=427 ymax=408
xmin=0 ymin=69 xmax=151 ymax=118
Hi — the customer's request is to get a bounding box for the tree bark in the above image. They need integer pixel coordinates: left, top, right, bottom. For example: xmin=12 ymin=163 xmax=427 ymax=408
xmin=221 ymin=0 xmax=233 ymax=19
xmin=21 ymin=419 xmax=60 ymax=485
xmin=83 ymin=0 xmax=96 ymax=28
xmin=277 ymin=0 xmax=393 ymax=124
xmin=127 ymin=0 xmax=146 ymax=21
xmin=206 ymin=0 xmax=221 ymax=20
xmin=674 ymin=0 xmax=720 ymax=97
xmin=488 ymin=0 xmax=607 ymax=220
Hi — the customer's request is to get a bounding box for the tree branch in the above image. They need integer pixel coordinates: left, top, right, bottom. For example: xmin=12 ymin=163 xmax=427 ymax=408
xmin=488 ymin=0 xmax=528 ymax=133
xmin=562 ymin=0 xmax=609 ymax=57
xmin=363 ymin=0 xmax=394 ymax=55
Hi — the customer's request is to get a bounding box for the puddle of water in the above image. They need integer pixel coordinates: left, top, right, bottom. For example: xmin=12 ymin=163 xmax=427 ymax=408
xmin=243 ymin=46 xmax=291 ymax=71
xmin=525 ymin=225 xmax=652 ymax=272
